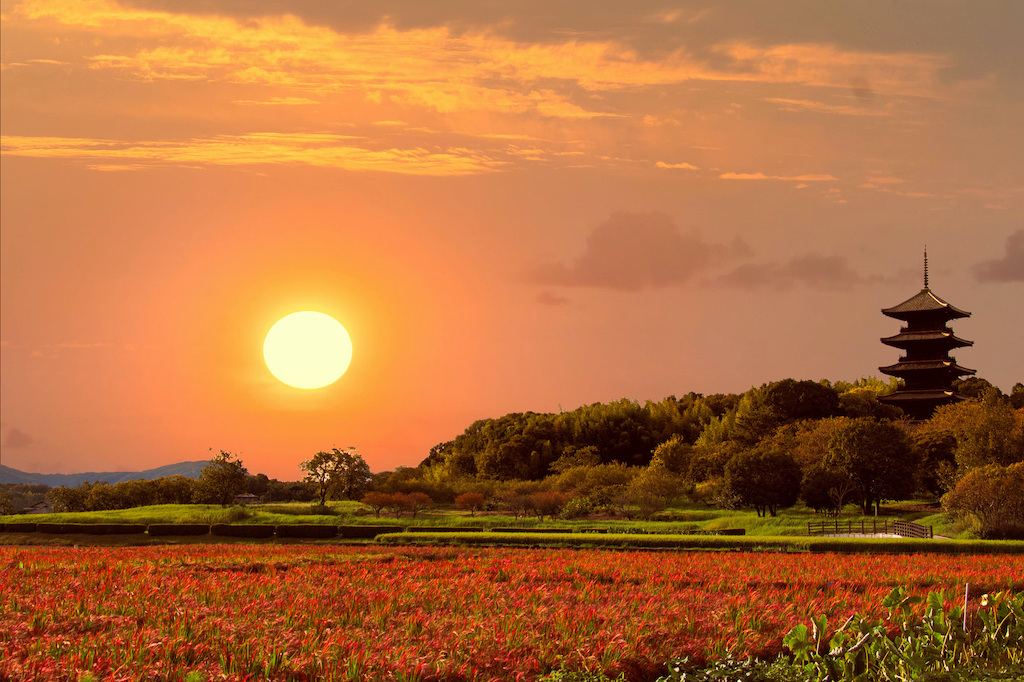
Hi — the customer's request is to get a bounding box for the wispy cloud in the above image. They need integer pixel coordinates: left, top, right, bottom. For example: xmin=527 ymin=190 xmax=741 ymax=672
xmin=10 ymin=0 xmax=953 ymax=124
xmin=656 ymin=161 xmax=700 ymax=170
xmin=765 ymin=97 xmax=891 ymax=117
xmin=973 ymin=230 xmax=1024 ymax=283
xmin=719 ymin=172 xmax=837 ymax=182
xmin=1 ymin=133 xmax=505 ymax=175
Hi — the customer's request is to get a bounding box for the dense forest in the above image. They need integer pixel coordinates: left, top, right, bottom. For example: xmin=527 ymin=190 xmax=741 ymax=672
xmin=7 ymin=376 xmax=1022 ymax=539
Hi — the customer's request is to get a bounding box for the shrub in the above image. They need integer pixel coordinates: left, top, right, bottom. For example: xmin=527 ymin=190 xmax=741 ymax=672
xmin=36 ymin=523 xmax=67 ymax=534
xmin=560 ymin=496 xmax=594 ymax=519
xmin=942 ymin=462 xmax=1024 ymax=539
xmin=147 ymin=524 xmax=211 ymax=536
xmin=210 ymin=524 xmax=275 ymax=538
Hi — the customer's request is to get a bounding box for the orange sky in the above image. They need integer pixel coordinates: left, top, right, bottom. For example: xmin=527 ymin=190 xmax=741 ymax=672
xmin=2 ymin=0 xmax=1022 ymax=479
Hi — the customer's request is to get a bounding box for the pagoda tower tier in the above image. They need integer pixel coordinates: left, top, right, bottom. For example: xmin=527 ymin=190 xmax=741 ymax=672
xmin=878 ymin=252 xmax=974 ymax=420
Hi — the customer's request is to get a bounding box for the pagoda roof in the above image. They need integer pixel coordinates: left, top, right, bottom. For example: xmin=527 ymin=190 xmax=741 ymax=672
xmin=878 ymin=359 xmax=976 ymax=376
xmin=881 ymin=288 xmax=970 ymax=320
xmin=880 ymin=330 xmax=973 ymax=349
xmin=878 ymin=389 xmax=959 ymax=403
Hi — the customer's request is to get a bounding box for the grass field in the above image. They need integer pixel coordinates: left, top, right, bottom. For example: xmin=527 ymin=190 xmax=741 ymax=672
xmin=0 ymin=498 xmax=970 ymax=539
xmin=2 ymin=544 xmax=1020 ymax=681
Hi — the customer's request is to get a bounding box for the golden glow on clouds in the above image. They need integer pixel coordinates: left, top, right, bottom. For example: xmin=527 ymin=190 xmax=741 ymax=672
xmin=12 ymin=0 xmax=950 ymax=109
xmin=0 ymin=133 xmax=504 ymax=175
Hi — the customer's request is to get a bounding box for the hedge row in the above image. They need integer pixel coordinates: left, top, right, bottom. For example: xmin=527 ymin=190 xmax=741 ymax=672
xmin=33 ymin=523 xmax=147 ymax=535
xmin=377 ymin=532 xmax=1024 ymax=555
xmin=148 ymin=524 xmax=211 ymax=536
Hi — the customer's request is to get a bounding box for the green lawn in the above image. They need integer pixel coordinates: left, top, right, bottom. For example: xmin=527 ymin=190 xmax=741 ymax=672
xmin=1 ymin=498 xmax=968 ymax=538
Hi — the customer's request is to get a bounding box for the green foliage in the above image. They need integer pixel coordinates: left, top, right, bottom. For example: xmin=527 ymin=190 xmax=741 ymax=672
xmin=300 ymin=447 xmax=371 ymax=505
xmin=629 ymin=460 xmax=682 ymax=519
xmin=0 ymin=488 xmax=15 ymax=516
xmin=193 ymin=450 xmax=248 ymax=506
xmin=725 ymin=446 xmax=801 ymax=517
xmin=943 ymin=463 xmax=1024 ymax=539
xmin=784 ymin=586 xmax=1024 ymax=681
xmin=825 ymin=419 xmax=916 ymax=515
xmin=925 ymin=394 xmax=1024 ymax=471
xmin=799 ymin=464 xmax=857 ymax=516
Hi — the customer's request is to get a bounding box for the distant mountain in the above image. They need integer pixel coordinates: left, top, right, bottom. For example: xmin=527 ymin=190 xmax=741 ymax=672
xmin=0 ymin=461 xmax=208 ymax=486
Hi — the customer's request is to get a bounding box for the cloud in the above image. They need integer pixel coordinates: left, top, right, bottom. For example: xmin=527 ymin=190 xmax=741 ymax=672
xmin=531 ymin=211 xmax=750 ymax=291
xmin=715 ymin=254 xmax=867 ymax=291
xmin=764 ymin=97 xmax=890 ymax=117
xmin=1 ymin=134 xmax=505 ymax=176
xmin=719 ymin=172 xmax=837 ymax=182
xmin=3 ymin=427 xmax=34 ymax=448
xmin=973 ymin=230 xmax=1024 ymax=283
xmin=536 ymin=291 xmax=570 ymax=306
xmin=655 ymin=161 xmax=700 ymax=170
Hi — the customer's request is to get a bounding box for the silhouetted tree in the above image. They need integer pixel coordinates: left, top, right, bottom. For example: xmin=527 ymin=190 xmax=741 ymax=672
xmin=193 ymin=450 xmax=248 ymax=506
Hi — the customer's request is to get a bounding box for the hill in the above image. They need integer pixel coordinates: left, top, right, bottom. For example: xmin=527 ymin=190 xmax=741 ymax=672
xmin=0 ymin=461 xmax=208 ymax=486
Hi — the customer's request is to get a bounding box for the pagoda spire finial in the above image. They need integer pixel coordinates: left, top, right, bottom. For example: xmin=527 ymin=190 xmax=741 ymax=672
xmin=924 ymin=246 xmax=929 ymax=289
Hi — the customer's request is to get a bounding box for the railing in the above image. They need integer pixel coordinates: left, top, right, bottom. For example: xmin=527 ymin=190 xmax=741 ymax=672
xmin=807 ymin=519 xmax=933 ymax=538
xmin=893 ymin=520 xmax=934 ymax=539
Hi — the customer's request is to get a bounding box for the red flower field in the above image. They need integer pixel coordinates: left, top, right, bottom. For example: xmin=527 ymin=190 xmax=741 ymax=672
xmin=1 ymin=545 xmax=1020 ymax=681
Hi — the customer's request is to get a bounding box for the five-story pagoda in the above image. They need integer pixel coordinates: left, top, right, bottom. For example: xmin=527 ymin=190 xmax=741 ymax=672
xmin=878 ymin=251 xmax=975 ymax=420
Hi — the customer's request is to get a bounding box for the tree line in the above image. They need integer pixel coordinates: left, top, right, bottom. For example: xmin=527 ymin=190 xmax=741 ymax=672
xmin=21 ymin=377 xmax=1024 ymax=538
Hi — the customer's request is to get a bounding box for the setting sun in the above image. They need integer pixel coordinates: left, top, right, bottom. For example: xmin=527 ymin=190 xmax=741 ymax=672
xmin=263 ymin=311 xmax=353 ymax=389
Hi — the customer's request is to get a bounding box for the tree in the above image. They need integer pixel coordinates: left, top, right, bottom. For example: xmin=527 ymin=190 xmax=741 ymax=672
xmin=46 ymin=482 xmax=94 ymax=513
xmin=650 ymin=435 xmax=693 ymax=475
xmin=923 ymin=393 xmax=1024 ymax=471
xmin=360 ymin=491 xmax=393 ymax=517
xmin=825 ymin=419 xmax=916 ymax=515
xmin=627 ymin=460 xmax=681 ymax=518
xmin=528 ymin=491 xmax=567 ymax=519
xmin=455 ymin=492 xmax=486 ymax=516
xmin=1011 ymin=383 xmax=1024 ymax=410
xmin=724 ymin=446 xmax=801 ymax=517
xmin=0 ymin=488 xmax=15 ymax=515
xmin=193 ymin=450 xmax=248 ymax=506
xmin=388 ymin=491 xmax=432 ymax=518
xmin=300 ymin=447 xmax=372 ymax=506
xmin=942 ymin=463 xmax=1024 ymax=539
xmin=800 ymin=464 xmax=857 ymax=516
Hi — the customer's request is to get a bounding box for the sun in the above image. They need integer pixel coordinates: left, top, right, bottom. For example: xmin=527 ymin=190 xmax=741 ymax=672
xmin=263 ymin=311 xmax=353 ymax=389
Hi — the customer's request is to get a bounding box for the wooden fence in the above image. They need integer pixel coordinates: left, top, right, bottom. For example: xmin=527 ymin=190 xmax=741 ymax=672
xmin=807 ymin=519 xmax=933 ymax=539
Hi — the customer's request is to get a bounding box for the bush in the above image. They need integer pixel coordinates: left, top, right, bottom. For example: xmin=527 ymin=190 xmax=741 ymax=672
xmin=210 ymin=524 xmax=275 ymax=538
xmin=275 ymin=524 xmax=337 ymax=538
xmin=943 ymin=462 xmax=1024 ymax=539
xmin=36 ymin=523 xmax=67 ymax=534
xmin=336 ymin=525 xmax=404 ymax=539
xmin=147 ymin=524 xmax=211 ymax=536
xmin=560 ymin=496 xmax=594 ymax=519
